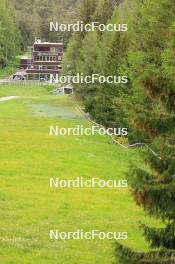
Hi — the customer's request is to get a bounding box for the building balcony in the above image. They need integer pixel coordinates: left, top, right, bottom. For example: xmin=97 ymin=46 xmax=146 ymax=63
xmin=33 ymin=61 xmax=62 ymax=66
xmin=33 ymin=51 xmax=63 ymax=56
xmin=26 ymin=64 xmax=62 ymax=73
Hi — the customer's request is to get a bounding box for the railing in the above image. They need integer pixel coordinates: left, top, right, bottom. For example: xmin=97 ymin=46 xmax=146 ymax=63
xmin=0 ymin=80 xmax=50 ymax=86
xmin=26 ymin=69 xmax=61 ymax=74
xmin=27 ymin=67 xmax=58 ymax=70
xmin=33 ymin=51 xmax=63 ymax=55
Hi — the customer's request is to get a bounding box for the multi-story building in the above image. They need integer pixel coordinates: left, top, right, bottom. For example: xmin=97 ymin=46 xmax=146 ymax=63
xmin=26 ymin=39 xmax=63 ymax=81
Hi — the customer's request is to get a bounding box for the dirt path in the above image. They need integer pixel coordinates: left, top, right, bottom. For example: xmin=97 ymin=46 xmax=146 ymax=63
xmin=0 ymin=96 xmax=40 ymax=102
xmin=0 ymin=96 xmax=19 ymax=102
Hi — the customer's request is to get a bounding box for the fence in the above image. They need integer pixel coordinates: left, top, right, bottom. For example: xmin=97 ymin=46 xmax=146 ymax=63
xmin=0 ymin=80 xmax=53 ymax=86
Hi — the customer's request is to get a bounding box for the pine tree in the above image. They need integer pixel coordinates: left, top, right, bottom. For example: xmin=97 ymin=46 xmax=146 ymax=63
xmin=115 ymin=0 xmax=175 ymax=263
xmin=93 ymin=5 xmax=130 ymax=127
xmin=81 ymin=3 xmax=131 ymax=127
xmin=63 ymin=0 xmax=116 ymax=121
xmin=0 ymin=0 xmax=20 ymax=67
xmin=74 ymin=30 xmax=99 ymax=113
xmin=71 ymin=2 xmax=129 ymax=127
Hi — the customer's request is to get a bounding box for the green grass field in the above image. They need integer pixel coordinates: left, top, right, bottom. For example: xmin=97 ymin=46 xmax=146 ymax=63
xmin=0 ymin=85 xmax=160 ymax=264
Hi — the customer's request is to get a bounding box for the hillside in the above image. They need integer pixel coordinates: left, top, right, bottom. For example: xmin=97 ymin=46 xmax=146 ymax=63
xmin=8 ymin=0 xmax=79 ymax=46
xmin=0 ymin=84 xmax=160 ymax=264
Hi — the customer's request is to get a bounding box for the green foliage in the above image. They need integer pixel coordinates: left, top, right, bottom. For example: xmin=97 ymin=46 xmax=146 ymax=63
xmin=0 ymin=0 xmax=20 ymax=67
xmin=92 ymin=0 xmax=113 ymax=24
xmin=63 ymin=0 xmax=175 ymax=262
xmin=115 ymin=0 xmax=175 ymax=262
xmin=63 ymin=0 xmax=128 ymax=127
xmin=0 ymin=56 xmax=20 ymax=79
xmin=115 ymin=243 xmax=175 ymax=264
xmin=77 ymin=0 xmax=97 ymax=24
xmin=8 ymin=0 xmax=79 ymax=49
xmin=62 ymin=33 xmax=82 ymax=75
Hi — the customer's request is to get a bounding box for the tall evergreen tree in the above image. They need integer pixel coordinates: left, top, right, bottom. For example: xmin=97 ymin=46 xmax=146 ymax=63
xmin=0 ymin=0 xmax=20 ymax=67
xmin=66 ymin=1 xmax=123 ymax=127
xmin=115 ymin=0 xmax=175 ymax=263
xmin=76 ymin=3 xmax=130 ymax=128
xmin=92 ymin=4 xmax=130 ymax=127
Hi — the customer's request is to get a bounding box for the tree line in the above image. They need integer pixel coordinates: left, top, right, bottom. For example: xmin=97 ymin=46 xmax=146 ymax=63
xmin=63 ymin=0 xmax=175 ymax=263
xmin=0 ymin=0 xmax=20 ymax=67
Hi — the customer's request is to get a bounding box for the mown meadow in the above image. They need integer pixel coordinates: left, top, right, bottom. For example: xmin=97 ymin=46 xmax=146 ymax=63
xmin=0 ymin=84 xmax=160 ymax=264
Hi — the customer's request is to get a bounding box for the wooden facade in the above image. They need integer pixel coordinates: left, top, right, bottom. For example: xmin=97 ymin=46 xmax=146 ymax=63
xmin=25 ymin=39 xmax=63 ymax=81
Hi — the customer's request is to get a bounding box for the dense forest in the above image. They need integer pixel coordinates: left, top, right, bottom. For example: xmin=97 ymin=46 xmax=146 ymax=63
xmin=8 ymin=0 xmax=80 ymax=48
xmin=0 ymin=0 xmax=20 ymax=67
xmin=0 ymin=0 xmax=175 ymax=263
xmin=63 ymin=0 xmax=175 ymax=263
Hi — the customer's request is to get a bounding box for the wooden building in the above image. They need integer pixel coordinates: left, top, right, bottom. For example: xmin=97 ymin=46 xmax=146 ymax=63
xmin=25 ymin=39 xmax=63 ymax=81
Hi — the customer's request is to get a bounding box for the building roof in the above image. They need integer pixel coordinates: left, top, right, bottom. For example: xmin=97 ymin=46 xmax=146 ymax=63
xmin=34 ymin=39 xmax=63 ymax=46
xmin=21 ymin=56 xmax=29 ymax=60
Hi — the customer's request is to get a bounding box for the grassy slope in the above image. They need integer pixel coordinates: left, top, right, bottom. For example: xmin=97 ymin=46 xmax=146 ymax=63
xmin=0 ymin=85 xmax=159 ymax=264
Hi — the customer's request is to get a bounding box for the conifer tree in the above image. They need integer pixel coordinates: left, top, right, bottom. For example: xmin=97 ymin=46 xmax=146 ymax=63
xmin=71 ymin=2 xmax=127 ymax=127
xmin=74 ymin=30 xmax=99 ymax=113
xmin=93 ymin=4 xmax=130 ymax=127
xmin=63 ymin=0 xmax=116 ymax=121
xmin=0 ymin=0 xmax=20 ymax=67
xmin=115 ymin=1 xmax=175 ymax=263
